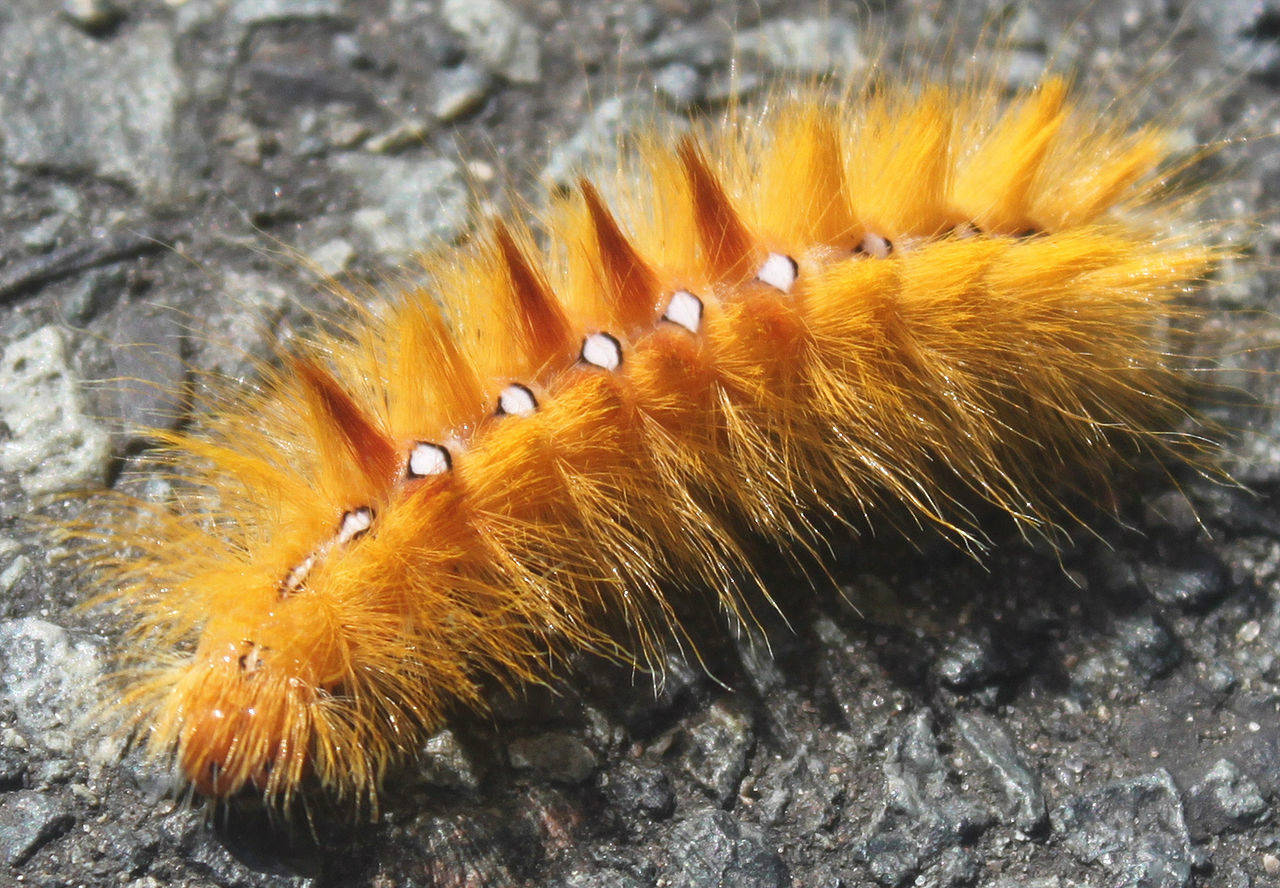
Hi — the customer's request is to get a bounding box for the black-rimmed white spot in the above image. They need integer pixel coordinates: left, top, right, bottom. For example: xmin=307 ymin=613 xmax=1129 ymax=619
xmin=662 ymin=289 xmax=702 ymax=334
xmin=277 ymin=507 xmax=373 ymax=598
xmin=337 ymin=507 xmax=374 ymax=544
xmin=757 ymin=252 xmax=798 ymax=293
xmin=497 ymin=383 xmax=537 ymax=417
xmin=279 ymin=553 xmax=316 ymax=597
xmin=407 ymin=442 xmax=452 ymax=478
xmin=237 ymin=642 xmax=267 ymax=675
xmin=857 ymin=233 xmax=892 ymax=259
xmin=580 ymin=332 xmax=622 ymax=371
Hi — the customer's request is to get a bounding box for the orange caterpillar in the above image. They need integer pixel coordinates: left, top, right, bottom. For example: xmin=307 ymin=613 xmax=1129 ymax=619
xmin=85 ymin=73 xmax=1219 ymax=811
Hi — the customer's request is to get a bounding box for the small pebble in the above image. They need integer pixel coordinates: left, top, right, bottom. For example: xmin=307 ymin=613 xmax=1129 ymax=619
xmin=0 ymin=791 xmax=74 ymax=867
xmin=508 ymin=732 xmax=597 ymax=784
xmin=655 ymin=62 xmax=704 ymax=109
xmin=365 ymin=121 xmax=432 ymax=155
xmin=61 ymin=0 xmax=124 ymax=34
xmin=309 ymin=238 xmax=355 ymax=276
xmin=433 ymin=65 xmax=490 ymax=121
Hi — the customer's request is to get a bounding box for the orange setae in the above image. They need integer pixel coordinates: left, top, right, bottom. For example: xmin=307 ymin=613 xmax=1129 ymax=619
xmin=81 ymin=73 xmax=1223 ymax=812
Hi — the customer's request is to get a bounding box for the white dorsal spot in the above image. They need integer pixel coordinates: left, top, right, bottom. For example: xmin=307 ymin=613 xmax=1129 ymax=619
xmin=237 ymin=642 xmax=266 ymax=675
xmin=407 ymin=442 xmax=452 ymax=478
xmin=858 ymin=233 xmax=892 ymax=259
xmin=498 ymin=383 xmax=538 ymax=417
xmin=757 ymin=252 xmax=798 ymax=292
xmin=337 ymin=506 xmax=374 ymax=544
xmin=278 ymin=506 xmax=373 ymax=598
xmin=581 ymin=332 xmax=622 ymax=371
xmin=279 ymin=553 xmax=316 ymax=597
xmin=662 ymin=289 xmax=703 ymax=334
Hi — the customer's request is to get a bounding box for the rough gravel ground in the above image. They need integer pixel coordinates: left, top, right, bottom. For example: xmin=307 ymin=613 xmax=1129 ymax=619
xmin=0 ymin=0 xmax=1277 ymax=886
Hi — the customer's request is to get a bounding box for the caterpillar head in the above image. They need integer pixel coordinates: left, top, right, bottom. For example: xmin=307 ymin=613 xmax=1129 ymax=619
xmin=149 ymin=487 xmax=468 ymax=806
xmin=165 ymin=616 xmax=345 ymax=802
xmin=149 ymin=510 xmax=384 ymax=804
xmin=173 ymin=638 xmax=306 ymax=799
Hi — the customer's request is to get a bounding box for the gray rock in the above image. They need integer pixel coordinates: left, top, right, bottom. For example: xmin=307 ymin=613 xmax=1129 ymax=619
xmin=655 ymin=62 xmax=704 ymax=109
xmin=1052 ymin=770 xmax=1192 ymax=888
xmin=862 ymin=712 xmax=994 ymax=887
xmin=646 ymin=25 xmax=728 ymax=69
xmin=0 ymin=537 xmax=29 ymax=597
xmin=0 ymin=326 xmax=111 ymax=495
xmin=0 ymin=728 xmax=27 ymax=791
xmin=432 ymin=64 xmax=490 ymax=122
xmin=508 ymin=732 xmax=597 ymax=784
xmin=20 ymin=208 xmax=76 ymax=251
xmin=330 ymin=31 xmax=365 ymax=68
xmin=1143 ymin=490 xmax=1201 ymax=535
xmin=0 ymin=12 xmax=179 ymax=198
xmin=1201 ymin=661 xmax=1238 ymax=696
xmin=1220 ymin=865 xmax=1253 ymax=888
xmin=541 ymin=94 xmax=674 ymax=188
xmin=192 ymin=270 xmax=292 ymax=378
xmin=109 ymin=304 xmax=189 ymax=437
xmin=557 ymin=871 xmax=646 ymax=888
xmin=336 ymin=154 xmax=468 ymax=259
xmin=441 ymin=0 xmax=540 ymax=84
xmin=61 ymin=267 xmax=125 ymax=324
xmin=1003 ymin=6 xmax=1048 ymax=47
xmin=663 ymin=809 xmax=788 ymax=888
xmin=417 ymin=729 xmax=483 ymax=791
xmin=736 ymin=17 xmax=865 ymax=75
xmin=1139 ymin=558 xmax=1229 ymax=611
xmin=680 ymin=700 xmax=753 ymax=805
xmin=935 ymin=634 xmax=1006 ymax=690
xmin=0 ymin=553 xmax=26 ymax=597
xmin=364 ymin=120 xmax=433 ymax=155
xmin=322 ymin=117 xmax=370 ymax=150
xmin=599 ymin=759 xmax=676 ymax=820
xmin=60 ymin=0 xmax=123 ymax=34
xmin=955 ymin=711 xmax=1047 ymax=833
xmin=307 ymin=238 xmax=356 ymax=277
xmin=161 ymin=807 xmax=315 ymax=887
xmin=228 ymin=0 xmax=341 ymax=25
xmin=1184 ymin=759 xmax=1268 ymax=838
xmin=0 ymin=618 xmax=103 ymax=739
xmin=1115 ymin=614 xmax=1182 ymax=681
xmin=736 ymin=632 xmax=786 ymax=696
xmin=0 ymin=790 xmax=73 ymax=866
xmin=935 ymin=846 xmax=982 ymax=887
xmin=751 ymin=742 xmax=849 ymax=833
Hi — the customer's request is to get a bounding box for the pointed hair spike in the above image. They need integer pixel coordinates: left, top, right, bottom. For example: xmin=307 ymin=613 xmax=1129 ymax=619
xmin=677 ymin=136 xmax=757 ymax=283
xmin=391 ymin=294 xmax=486 ymax=434
xmin=293 ymin=356 xmax=399 ymax=489
xmin=493 ymin=222 xmax=575 ymax=371
xmin=579 ymin=179 xmax=661 ymax=332
xmin=953 ymin=77 xmax=1070 ymax=233
xmin=759 ymin=103 xmax=859 ymax=245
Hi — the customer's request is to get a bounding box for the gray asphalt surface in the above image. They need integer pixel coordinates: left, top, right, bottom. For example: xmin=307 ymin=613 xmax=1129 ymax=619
xmin=0 ymin=1 xmax=1277 ymax=886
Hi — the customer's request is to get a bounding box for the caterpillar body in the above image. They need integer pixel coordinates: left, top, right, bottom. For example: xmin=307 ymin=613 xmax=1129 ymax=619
xmin=86 ymin=65 xmax=1226 ymax=814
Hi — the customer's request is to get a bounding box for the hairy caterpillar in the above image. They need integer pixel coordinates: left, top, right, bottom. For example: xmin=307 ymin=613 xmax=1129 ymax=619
xmin=69 ymin=17 xmax=1260 ymax=829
